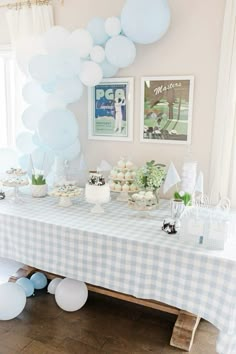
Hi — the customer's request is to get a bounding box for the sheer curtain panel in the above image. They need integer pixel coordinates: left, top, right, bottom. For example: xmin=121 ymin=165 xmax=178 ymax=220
xmin=209 ymin=0 xmax=236 ymax=207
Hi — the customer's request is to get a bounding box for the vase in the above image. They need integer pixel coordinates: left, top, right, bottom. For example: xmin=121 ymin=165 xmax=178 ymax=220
xmin=31 ymin=184 xmax=48 ymax=198
xmin=153 ymin=188 xmax=160 ymax=205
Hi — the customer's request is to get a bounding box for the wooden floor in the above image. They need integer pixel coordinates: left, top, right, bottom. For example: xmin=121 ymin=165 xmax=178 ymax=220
xmin=0 ymin=288 xmax=218 ymax=354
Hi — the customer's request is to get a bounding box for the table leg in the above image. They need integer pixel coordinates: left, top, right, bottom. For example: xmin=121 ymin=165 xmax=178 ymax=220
xmin=170 ymin=310 xmax=201 ymax=351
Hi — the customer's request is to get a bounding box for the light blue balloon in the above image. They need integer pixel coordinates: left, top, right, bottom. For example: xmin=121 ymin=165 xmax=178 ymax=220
xmin=32 ymin=133 xmax=44 ymax=148
xmin=18 ymin=154 xmax=30 ymax=171
xmin=87 ymin=17 xmax=109 ymax=45
xmin=42 ymin=80 xmax=57 ymax=94
xmin=0 ymin=283 xmax=26 ymax=320
xmin=16 ymin=277 xmax=34 ymax=297
xmin=105 ymin=35 xmax=136 ymax=68
xmin=28 ymin=54 xmax=56 ymax=83
xmin=52 ymin=48 xmax=81 ymax=78
xmin=22 ymin=81 xmax=48 ymax=105
xmin=54 ymin=138 xmax=81 ymax=161
xmin=121 ymin=0 xmax=171 ymax=44
xmin=100 ymin=59 xmax=119 ymax=78
xmin=38 ymin=109 xmax=79 ymax=150
xmin=31 ymin=148 xmax=55 ymax=174
xmin=54 ymin=77 xmax=84 ymax=104
xmin=30 ymin=272 xmax=48 ymax=290
xmin=16 ymin=131 xmax=36 ymax=154
xmin=22 ymin=105 xmax=45 ymax=131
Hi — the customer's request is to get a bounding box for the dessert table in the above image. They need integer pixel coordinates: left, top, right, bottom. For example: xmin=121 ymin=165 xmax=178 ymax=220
xmin=0 ymin=193 xmax=235 ymax=354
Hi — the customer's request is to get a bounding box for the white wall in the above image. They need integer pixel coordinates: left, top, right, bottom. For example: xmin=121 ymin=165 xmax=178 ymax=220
xmin=0 ymin=0 xmax=226 ymax=193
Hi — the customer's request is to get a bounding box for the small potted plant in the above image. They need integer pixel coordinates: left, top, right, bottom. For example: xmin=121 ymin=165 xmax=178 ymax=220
xmin=31 ymin=169 xmax=47 ymax=197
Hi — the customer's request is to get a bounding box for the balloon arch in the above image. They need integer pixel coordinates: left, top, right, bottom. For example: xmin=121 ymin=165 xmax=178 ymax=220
xmin=15 ymin=0 xmax=171 ymax=170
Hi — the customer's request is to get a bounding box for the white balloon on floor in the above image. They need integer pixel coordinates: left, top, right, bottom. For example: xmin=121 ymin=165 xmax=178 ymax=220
xmin=0 ymin=283 xmax=26 ymax=320
xmin=55 ymin=278 xmax=88 ymax=312
xmin=47 ymin=278 xmax=63 ymax=295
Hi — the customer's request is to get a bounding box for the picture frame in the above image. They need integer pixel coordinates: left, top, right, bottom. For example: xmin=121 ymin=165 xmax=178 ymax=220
xmin=140 ymin=75 xmax=194 ymax=144
xmin=88 ymin=77 xmax=134 ymax=141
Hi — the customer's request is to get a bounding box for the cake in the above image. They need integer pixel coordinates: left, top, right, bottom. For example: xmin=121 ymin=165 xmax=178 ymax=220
xmin=85 ymin=173 xmax=110 ymax=204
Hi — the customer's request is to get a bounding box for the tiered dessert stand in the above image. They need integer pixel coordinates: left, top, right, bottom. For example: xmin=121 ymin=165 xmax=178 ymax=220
xmin=109 ymin=158 xmax=139 ymax=201
xmin=1 ymin=168 xmax=29 ymax=203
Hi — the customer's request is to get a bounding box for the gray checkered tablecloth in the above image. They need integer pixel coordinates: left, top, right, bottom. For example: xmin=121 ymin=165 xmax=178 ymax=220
xmin=0 ymin=193 xmax=235 ymax=354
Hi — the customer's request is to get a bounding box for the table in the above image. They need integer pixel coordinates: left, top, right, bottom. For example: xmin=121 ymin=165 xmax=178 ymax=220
xmin=0 ymin=194 xmax=236 ymax=354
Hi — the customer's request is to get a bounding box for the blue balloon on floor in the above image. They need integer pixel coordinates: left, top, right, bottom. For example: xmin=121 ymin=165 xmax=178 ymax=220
xmin=16 ymin=277 xmax=35 ymax=297
xmin=30 ymin=272 xmax=48 ymax=290
xmin=0 ymin=283 xmax=26 ymax=320
xmin=121 ymin=0 xmax=171 ymax=44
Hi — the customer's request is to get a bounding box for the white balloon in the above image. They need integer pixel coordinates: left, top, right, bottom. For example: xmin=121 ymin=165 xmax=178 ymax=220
xmin=105 ymin=17 xmax=122 ymax=37
xmin=90 ymin=46 xmax=105 ymax=63
xmin=22 ymin=105 xmax=45 ymax=131
xmin=47 ymin=278 xmax=63 ymax=295
xmin=22 ymin=81 xmax=48 ymax=105
xmin=80 ymin=60 xmax=103 ymax=87
xmin=43 ymin=26 xmax=70 ymax=54
xmin=55 ymin=278 xmax=88 ymax=312
xmin=67 ymin=29 xmax=93 ymax=58
xmin=0 ymin=283 xmax=26 ymax=320
xmin=16 ymin=131 xmax=37 ymax=154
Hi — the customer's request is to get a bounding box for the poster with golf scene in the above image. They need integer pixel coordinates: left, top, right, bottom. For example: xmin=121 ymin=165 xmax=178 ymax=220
xmin=88 ymin=78 xmax=133 ymax=141
xmin=140 ymin=76 xmax=194 ymax=144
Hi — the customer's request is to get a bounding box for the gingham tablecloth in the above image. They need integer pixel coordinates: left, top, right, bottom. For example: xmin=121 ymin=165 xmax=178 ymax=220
xmin=0 ymin=194 xmax=235 ymax=354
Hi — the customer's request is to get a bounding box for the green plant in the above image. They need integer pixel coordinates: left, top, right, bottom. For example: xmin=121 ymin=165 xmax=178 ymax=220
xmin=174 ymin=191 xmax=191 ymax=206
xmin=32 ymin=174 xmax=46 ymax=185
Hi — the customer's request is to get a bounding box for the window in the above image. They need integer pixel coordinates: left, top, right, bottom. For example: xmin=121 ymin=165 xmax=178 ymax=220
xmin=0 ymin=46 xmax=25 ymax=148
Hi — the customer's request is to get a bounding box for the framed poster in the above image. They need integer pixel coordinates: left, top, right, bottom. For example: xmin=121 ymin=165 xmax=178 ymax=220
xmin=140 ymin=76 xmax=194 ymax=144
xmin=88 ymin=77 xmax=134 ymax=141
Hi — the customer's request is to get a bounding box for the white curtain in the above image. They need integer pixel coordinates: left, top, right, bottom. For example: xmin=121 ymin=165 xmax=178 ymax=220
xmin=6 ymin=3 xmax=54 ymax=44
xmin=3 ymin=1 xmax=54 ymax=146
xmin=209 ymin=0 xmax=236 ymax=207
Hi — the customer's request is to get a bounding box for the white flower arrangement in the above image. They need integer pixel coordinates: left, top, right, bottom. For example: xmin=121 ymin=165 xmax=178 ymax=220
xmin=135 ymin=160 xmax=166 ymax=191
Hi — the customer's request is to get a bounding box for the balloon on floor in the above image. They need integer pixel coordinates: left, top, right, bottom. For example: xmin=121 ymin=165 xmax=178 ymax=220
xmin=55 ymin=278 xmax=88 ymax=312
xmin=0 ymin=282 xmax=26 ymax=320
